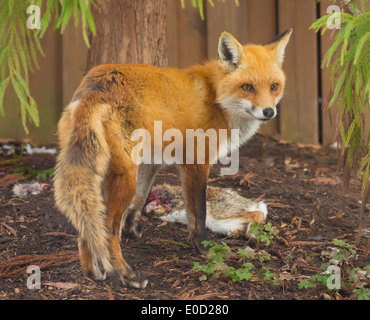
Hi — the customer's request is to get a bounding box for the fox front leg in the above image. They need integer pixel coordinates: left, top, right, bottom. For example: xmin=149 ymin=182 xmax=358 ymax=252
xmin=121 ymin=164 xmax=162 ymax=239
xmin=181 ymin=164 xmax=209 ymax=254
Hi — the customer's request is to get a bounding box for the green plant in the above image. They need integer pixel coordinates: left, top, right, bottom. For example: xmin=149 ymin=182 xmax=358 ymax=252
xmin=310 ymin=0 xmax=370 ymax=242
xmin=298 ymin=273 xmax=332 ymax=291
xmin=0 ymin=0 xmax=97 ymax=133
xmin=192 ymin=240 xmax=282 ymax=286
xmin=226 ymin=263 xmax=254 ymax=282
xmin=298 ymin=238 xmax=369 ymax=300
xmin=1 ymin=145 xmax=26 ymax=165
xmin=353 ymin=287 xmax=370 ymax=300
xmin=249 ymin=222 xmax=279 ymax=246
xmin=1 ymin=144 xmax=55 ymax=181
xmin=12 ymin=166 xmax=55 ymax=181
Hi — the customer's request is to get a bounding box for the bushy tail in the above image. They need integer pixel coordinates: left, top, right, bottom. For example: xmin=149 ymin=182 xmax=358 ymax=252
xmin=53 ymin=100 xmax=113 ymax=273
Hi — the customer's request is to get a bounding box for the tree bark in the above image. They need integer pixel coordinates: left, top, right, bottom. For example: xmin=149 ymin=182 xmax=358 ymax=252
xmin=86 ymin=0 xmax=167 ymax=70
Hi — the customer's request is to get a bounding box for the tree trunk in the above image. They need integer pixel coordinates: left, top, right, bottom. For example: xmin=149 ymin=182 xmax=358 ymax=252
xmin=86 ymin=0 xmax=167 ymax=70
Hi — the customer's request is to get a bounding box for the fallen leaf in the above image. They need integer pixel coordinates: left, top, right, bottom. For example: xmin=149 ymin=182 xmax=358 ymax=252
xmin=239 ymin=172 xmax=255 ymax=186
xmin=265 ymin=201 xmax=293 ymax=209
xmin=1 ymin=222 xmax=18 ymax=237
xmin=105 ymin=285 xmax=115 ymax=300
xmin=153 ymin=260 xmax=173 ymax=267
xmin=306 ymin=177 xmax=341 ymax=185
xmin=189 ymin=293 xmax=218 ymax=300
xmin=160 ymin=239 xmax=190 ymax=248
xmin=177 ymin=290 xmax=194 ymax=300
xmin=156 ymin=221 xmax=168 ymax=228
xmin=43 ymin=281 xmax=78 ymax=290
xmin=329 ymin=212 xmax=345 ymax=220
xmin=292 ymin=217 xmax=302 ymax=229
xmin=0 ymin=173 xmax=25 ymax=186
xmin=315 ymin=167 xmax=330 ymax=177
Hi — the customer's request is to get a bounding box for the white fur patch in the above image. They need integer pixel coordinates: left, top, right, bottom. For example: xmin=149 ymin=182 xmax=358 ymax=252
xmin=160 ymin=209 xmax=188 ymax=224
xmin=218 ymin=95 xmax=262 ymax=146
xmin=67 ymin=100 xmax=80 ymax=112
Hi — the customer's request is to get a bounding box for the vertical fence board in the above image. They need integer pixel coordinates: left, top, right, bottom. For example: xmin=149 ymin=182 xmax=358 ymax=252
xmin=62 ymin=22 xmax=88 ymax=107
xmin=246 ymin=0 xmax=277 ymax=44
xmin=246 ymin=0 xmax=278 ymax=136
xmin=176 ymin=3 xmax=207 ymax=68
xmin=166 ymin=0 xmax=178 ymax=67
xmin=278 ymin=0 xmax=319 ymax=144
xmin=206 ymin=1 xmax=247 ymax=60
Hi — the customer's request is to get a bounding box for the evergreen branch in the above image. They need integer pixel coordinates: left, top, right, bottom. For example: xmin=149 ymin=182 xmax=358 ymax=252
xmin=312 ymin=0 xmax=370 ymax=243
xmin=0 ymin=0 xmax=98 ymax=133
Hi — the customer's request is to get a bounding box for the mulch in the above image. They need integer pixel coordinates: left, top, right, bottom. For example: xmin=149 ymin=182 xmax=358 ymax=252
xmin=0 ymin=134 xmax=368 ymax=300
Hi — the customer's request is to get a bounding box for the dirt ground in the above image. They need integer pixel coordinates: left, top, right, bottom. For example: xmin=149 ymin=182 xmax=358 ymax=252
xmin=0 ymin=134 xmax=369 ymax=300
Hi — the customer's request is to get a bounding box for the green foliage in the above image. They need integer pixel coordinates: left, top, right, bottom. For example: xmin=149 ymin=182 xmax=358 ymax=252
xmin=353 ymin=287 xmax=370 ymax=300
xmin=203 ymin=240 xmax=231 ymax=262
xmin=180 ymin=0 xmax=239 ymax=20
xmin=249 ymin=222 xmax=279 ymax=246
xmin=12 ymin=165 xmax=55 ymax=181
xmin=192 ymin=240 xmax=282 ymax=286
xmin=227 ymin=263 xmax=254 ymax=282
xmin=257 ymin=267 xmax=275 ymax=281
xmin=1 ymin=144 xmax=55 ymax=181
xmin=1 ymin=145 xmax=26 ymax=165
xmin=310 ymin=1 xmax=370 ymax=198
xmin=0 ymin=0 xmax=97 ymax=133
xmin=365 ymin=265 xmax=370 ymax=276
xmin=298 ymin=238 xmax=369 ymax=299
xmin=298 ymin=273 xmax=332 ymax=291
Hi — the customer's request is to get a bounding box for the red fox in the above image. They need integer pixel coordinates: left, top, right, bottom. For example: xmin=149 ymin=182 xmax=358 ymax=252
xmin=54 ymin=29 xmax=292 ymax=288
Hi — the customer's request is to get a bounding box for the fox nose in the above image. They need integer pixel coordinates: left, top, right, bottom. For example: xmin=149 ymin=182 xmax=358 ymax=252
xmin=263 ymin=108 xmax=275 ymax=119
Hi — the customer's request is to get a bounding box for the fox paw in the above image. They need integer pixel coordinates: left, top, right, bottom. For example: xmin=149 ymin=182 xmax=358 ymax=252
xmin=120 ymin=268 xmax=148 ymax=289
xmin=122 ymin=221 xmax=143 ymax=239
xmin=122 ymin=209 xmax=143 ymax=239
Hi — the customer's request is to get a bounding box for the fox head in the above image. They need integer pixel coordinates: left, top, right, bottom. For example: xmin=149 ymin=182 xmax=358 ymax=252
xmin=216 ymin=29 xmax=292 ymax=122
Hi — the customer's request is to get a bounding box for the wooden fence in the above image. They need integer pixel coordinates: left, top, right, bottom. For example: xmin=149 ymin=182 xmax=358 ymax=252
xmin=0 ymin=0 xmax=368 ymax=145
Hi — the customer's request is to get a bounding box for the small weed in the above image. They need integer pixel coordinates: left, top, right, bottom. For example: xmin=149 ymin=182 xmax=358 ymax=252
xmin=1 ymin=145 xmax=26 ymax=165
xmin=353 ymin=287 xmax=370 ymax=301
xmin=1 ymin=144 xmax=55 ymax=181
xmin=298 ymin=238 xmax=370 ymax=300
xmin=11 ymin=166 xmax=55 ymax=181
xmin=249 ymin=222 xmax=279 ymax=246
xmin=192 ymin=231 xmax=282 ymax=286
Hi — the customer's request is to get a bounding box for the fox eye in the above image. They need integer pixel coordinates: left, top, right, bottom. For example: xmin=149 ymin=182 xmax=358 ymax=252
xmin=271 ymin=83 xmax=279 ymax=91
xmin=241 ymin=84 xmax=254 ymax=92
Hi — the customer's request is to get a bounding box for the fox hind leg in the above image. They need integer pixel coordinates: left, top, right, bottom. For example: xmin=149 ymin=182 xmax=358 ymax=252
xmin=78 ymin=238 xmax=106 ymax=280
xmin=105 ymin=172 xmax=148 ymax=288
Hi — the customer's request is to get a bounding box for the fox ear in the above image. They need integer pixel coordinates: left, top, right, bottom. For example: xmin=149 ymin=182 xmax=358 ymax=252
xmin=218 ymin=32 xmax=244 ymax=72
xmin=266 ymin=28 xmax=293 ymax=65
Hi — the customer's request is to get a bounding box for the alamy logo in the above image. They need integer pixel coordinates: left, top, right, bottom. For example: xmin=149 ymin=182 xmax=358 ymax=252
xmin=326 ymin=265 xmax=341 ymax=290
xmin=131 ymin=121 xmax=240 ymax=175
xmin=26 ymin=5 xmax=41 ymax=30
xmin=327 ymin=5 xmax=341 ymax=30
xmin=27 ymin=265 xmax=41 ymax=289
